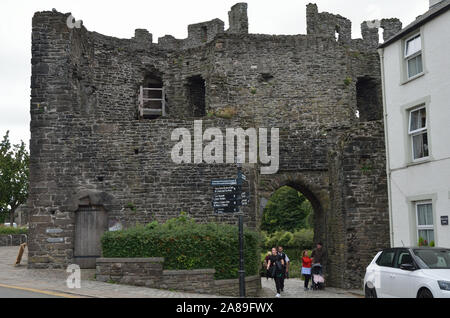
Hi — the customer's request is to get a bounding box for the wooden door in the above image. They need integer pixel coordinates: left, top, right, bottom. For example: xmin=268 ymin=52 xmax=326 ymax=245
xmin=74 ymin=205 xmax=107 ymax=269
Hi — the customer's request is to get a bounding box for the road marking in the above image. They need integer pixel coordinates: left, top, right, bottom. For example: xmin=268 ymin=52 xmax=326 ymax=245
xmin=0 ymin=283 xmax=81 ymax=298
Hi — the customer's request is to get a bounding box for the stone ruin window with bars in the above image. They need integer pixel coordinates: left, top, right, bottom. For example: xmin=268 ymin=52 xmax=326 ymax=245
xmin=138 ymin=74 xmax=166 ymax=119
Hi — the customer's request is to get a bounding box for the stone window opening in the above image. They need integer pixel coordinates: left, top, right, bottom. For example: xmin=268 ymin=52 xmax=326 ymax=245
xmin=378 ymin=27 xmax=384 ymax=45
xmin=139 ymin=73 xmax=166 ymax=119
xmin=186 ymin=75 xmax=206 ymax=117
xmin=334 ymin=26 xmax=340 ymax=42
xmin=201 ymin=26 xmax=208 ymax=43
xmin=356 ymin=76 xmax=382 ymax=122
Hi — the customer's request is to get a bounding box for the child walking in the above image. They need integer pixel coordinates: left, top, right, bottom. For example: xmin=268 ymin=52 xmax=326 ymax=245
xmin=301 ymin=250 xmax=312 ymax=291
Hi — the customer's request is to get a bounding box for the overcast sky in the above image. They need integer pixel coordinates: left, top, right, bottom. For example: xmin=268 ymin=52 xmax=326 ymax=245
xmin=0 ymin=0 xmax=429 ymax=147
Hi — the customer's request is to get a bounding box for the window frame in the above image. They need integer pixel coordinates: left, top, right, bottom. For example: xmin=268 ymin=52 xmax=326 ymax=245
xmin=376 ymin=249 xmax=396 ymax=268
xmin=415 ymin=201 xmax=434 ymax=244
xmin=404 ymin=33 xmax=424 ymax=80
xmin=408 ymin=105 xmax=429 ymax=161
xmin=394 ymin=249 xmax=416 ymax=268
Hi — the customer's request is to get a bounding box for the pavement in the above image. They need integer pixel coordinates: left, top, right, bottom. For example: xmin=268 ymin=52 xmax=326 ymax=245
xmin=261 ymin=277 xmax=362 ymax=298
xmin=0 ymin=246 xmax=219 ymax=298
xmin=0 ymin=246 xmax=362 ymax=298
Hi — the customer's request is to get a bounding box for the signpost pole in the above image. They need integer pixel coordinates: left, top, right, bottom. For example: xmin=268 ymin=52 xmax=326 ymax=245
xmin=211 ymin=162 xmax=248 ymax=297
xmin=237 ymin=164 xmax=246 ymax=298
xmin=238 ymin=213 xmax=245 ymax=298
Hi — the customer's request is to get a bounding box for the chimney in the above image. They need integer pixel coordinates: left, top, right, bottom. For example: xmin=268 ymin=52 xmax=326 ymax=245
xmin=429 ymin=0 xmax=443 ymax=8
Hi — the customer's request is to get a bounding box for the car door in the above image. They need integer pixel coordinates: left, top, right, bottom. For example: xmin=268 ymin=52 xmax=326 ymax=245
xmin=375 ymin=249 xmax=397 ymax=297
xmin=390 ymin=249 xmax=416 ymax=298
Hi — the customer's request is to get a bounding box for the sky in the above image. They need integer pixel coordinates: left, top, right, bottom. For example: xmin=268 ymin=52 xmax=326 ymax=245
xmin=0 ymin=0 xmax=429 ymax=148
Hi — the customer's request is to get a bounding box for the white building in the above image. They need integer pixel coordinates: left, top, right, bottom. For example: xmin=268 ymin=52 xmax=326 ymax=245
xmin=379 ymin=0 xmax=450 ymax=248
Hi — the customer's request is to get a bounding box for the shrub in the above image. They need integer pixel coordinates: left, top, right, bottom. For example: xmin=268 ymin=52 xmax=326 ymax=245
xmin=0 ymin=226 xmax=28 ymax=235
xmin=288 ymin=229 xmax=314 ymax=251
xmin=101 ymin=215 xmax=260 ymax=280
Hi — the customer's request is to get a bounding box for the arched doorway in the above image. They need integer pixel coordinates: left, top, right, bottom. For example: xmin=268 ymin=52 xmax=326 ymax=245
xmin=74 ymin=205 xmax=107 ymax=268
xmin=69 ymin=190 xmax=118 ymax=269
xmin=261 ymin=185 xmax=318 ymax=279
xmin=258 ymin=172 xmax=339 ymax=284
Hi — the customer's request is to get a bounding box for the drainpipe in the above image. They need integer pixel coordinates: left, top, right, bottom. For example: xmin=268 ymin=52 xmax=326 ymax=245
xmin=378 ymin=47 xmax=394 ymax=247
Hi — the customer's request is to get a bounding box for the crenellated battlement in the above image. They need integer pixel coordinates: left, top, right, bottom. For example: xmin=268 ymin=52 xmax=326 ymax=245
xmin=35 ymin=3 xmax=401 ymax=52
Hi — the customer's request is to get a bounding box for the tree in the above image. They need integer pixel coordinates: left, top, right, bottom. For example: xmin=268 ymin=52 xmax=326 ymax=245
xmin=0 ymin=131 xmax=29 ymax=226
xmin=261 ymin=186 xmax=312 ymax=233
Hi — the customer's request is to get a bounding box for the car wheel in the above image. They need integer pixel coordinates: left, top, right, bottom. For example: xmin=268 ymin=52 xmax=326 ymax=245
xmin=365 ymin=284 xmax=377 ymax=298
xmin=417 ymin=288 xmax=433 ymax=298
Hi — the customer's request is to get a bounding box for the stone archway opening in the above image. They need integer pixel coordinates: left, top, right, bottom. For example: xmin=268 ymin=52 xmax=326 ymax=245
xmin=260 ymin=182 xmax=327 ymax=278
xmin=261 ymin=185 xmax=316 ymax=235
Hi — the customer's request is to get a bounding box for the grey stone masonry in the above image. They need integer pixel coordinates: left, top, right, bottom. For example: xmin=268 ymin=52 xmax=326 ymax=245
xmin=96 ymin=258 xmax=261 ymax=297
xmin=28 ymin=3 xmax=398 ymax=289
xmin=228 ymin=3 xmax=249 ymax=34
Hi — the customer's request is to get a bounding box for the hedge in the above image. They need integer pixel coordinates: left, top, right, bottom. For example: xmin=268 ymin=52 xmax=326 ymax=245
xmin=261 ymin=229 xmax=314 ymax=251
xmin=101 ymin=215 xmax=261 ymax=280
xmin=0 ymin=226 xmax=28 ymax=235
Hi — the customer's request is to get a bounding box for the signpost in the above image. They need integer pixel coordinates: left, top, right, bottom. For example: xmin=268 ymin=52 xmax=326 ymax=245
xmin=211 ymin=164 xmax=249 ymax=298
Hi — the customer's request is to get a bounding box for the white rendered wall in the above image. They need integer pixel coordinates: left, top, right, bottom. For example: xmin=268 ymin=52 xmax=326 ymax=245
xmin=382 ymin=10 xmax=450 ymax=248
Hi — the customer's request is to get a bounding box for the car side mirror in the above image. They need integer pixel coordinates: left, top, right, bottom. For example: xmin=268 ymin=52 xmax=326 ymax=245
xmin=400 ymin=263 xmax=416 ymax=271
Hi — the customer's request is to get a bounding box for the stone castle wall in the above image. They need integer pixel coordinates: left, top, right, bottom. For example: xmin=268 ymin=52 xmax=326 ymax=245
xmin=28 ymin=3 xmax=400 ymax=288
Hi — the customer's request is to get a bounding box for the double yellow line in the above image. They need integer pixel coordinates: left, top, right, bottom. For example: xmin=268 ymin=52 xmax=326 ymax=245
xmin=0 ymin=283 xmax=82 ymax=298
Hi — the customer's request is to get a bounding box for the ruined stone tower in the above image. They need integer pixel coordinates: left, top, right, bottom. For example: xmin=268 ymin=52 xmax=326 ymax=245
xmin=28 ymin=3 xmax=401 ymax=288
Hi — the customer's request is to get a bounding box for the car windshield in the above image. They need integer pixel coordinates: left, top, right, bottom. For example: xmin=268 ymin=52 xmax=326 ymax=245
xmin=413 ymin=249 xmax=450 ymax=269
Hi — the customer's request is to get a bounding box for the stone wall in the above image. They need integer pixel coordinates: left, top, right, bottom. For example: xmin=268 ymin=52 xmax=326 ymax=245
xmin=328 ymin=121 xmax=390 ymax=289
xmin=28 ymin=3 xmax=397 ymax=288
xmin=95 ymin=258 xmax=261 ymax=297
xmin=0 ymin=234 xmax=27 ymax=247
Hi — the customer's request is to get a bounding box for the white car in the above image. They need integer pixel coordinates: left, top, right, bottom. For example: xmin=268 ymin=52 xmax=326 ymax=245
xmin=364 ymin=247 xmax=450 ymax=298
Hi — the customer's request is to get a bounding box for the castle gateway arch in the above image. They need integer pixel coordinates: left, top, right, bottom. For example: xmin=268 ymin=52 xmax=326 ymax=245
xmin=27 ymin=3 xmax=399 ymax=288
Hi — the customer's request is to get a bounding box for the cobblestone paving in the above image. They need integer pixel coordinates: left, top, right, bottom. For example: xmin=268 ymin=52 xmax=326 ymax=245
xmin=0 ymin=247 xmax=362 ymax=298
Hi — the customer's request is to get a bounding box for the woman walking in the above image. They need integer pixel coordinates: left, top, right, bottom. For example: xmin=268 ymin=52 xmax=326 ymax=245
xmin=301 ymin=250 xmax=312 ymax=291
xmin=267 ymin=247 xmax=285 ymax=297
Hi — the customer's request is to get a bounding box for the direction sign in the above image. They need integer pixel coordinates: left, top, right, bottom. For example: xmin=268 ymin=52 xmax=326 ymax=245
xmin=213 ymin=192 xmax=248 ymax=201
xmin=214 ymin=186 xmax=241 ymax=194
xmin=211 ymin=179 xmax=237 ymax=186
xmin=213 ymin=199 xmax=250 ymax=208
xmin=212 ymin=200 xmax=239 ymax=208
xmin=215 ymin=206 xmax=240 ymax=213
xmin=213 ymin=193 xmax=240 ymax=201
